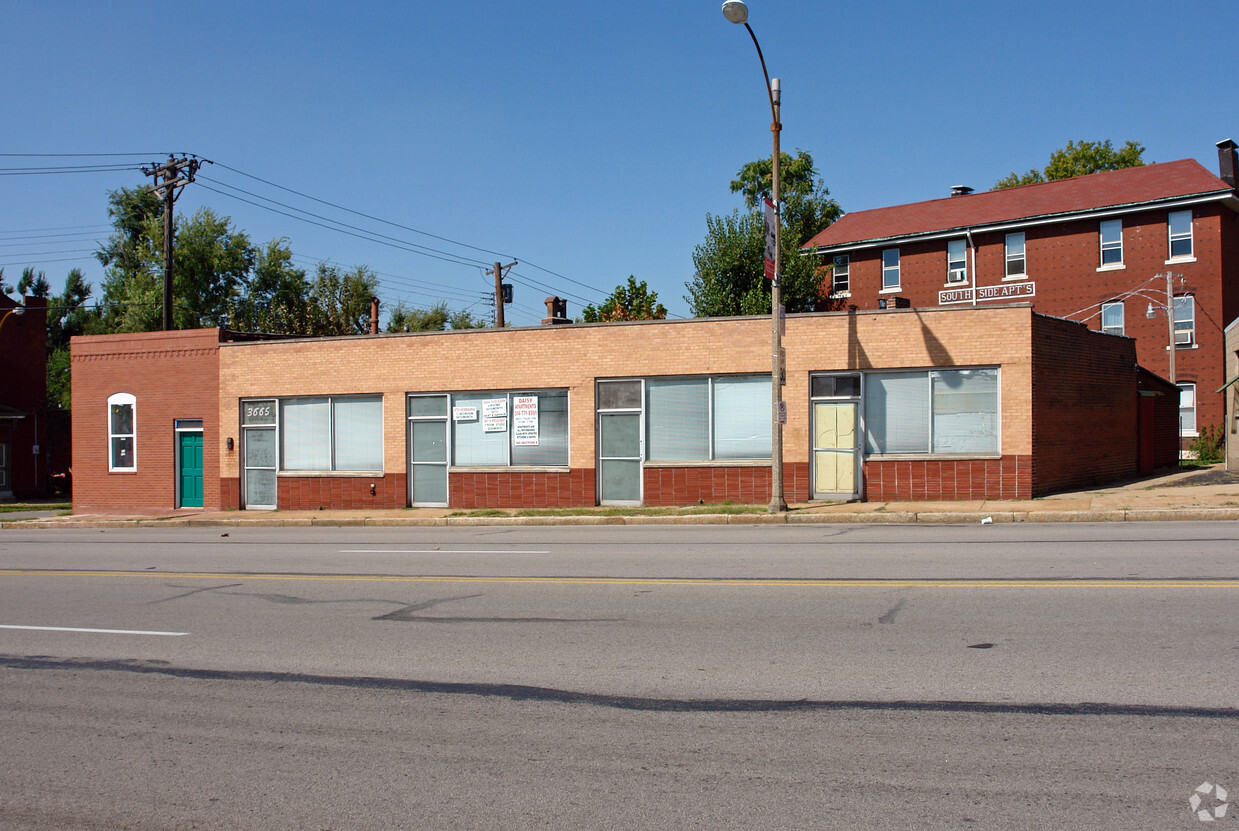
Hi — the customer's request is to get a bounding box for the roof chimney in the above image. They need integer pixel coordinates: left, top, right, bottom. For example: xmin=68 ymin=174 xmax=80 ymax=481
xmin=1217 ymin=139 xmax=1237 ymax=188
xmin=542 ymin=296 xmax=570 ymax=325
xmin=950 ymin=185 xmax=974 ymax=197
xmin=369 ymin=296 xmax=380 ymax=335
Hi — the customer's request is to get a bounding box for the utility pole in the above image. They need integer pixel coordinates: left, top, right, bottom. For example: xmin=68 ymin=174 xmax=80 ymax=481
xmin=492 ymin=261 xmax=517 ymax=328
xmin=142 ymin=156 xmax=201 ymax=330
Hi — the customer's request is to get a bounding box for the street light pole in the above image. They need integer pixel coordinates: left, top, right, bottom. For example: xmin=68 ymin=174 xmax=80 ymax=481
xmin=722 ymin=0 xmax=787 ymax=512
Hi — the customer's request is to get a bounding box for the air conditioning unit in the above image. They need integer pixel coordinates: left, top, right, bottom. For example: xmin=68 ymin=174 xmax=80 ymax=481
xmin=947 ymin=269 xmax=967 ymax=284
xmin=1174 ymin=329 xmax=1194 ymax=346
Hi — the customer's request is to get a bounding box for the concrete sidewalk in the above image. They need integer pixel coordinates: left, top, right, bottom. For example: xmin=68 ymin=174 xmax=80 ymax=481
xmin=5 ymin=466 xmax=1239 ymax=529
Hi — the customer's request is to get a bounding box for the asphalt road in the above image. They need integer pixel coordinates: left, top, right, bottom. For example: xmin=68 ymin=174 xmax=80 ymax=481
xmin=2 ymin=523 xmax=1238 ymax=829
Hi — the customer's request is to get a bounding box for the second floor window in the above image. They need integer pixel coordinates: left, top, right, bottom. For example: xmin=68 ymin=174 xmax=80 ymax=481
xmin=881 ymin=248 xmax=900 ymax=290
xmin=832 ymin=255 xmax=849 ymax=293
xmin=1168 ymin=210 xmax=1193 ymax=259
xmin=947 ymin=239 xmax=967 ymax=283
xmin=1100 ymin=220 xmax=1123 ymax=266
xmin=1005 ymin=232 xmax=1026 ymax=278
xmin=1173 ymin=295 xmax=1195 ymax=346
xmin=1100 ymin=301 xmax=1124 ymax=335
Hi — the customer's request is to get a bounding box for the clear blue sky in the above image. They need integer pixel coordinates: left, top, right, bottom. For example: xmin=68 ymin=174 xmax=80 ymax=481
xmin=2 ymin=0 xmax=1234 ymax=327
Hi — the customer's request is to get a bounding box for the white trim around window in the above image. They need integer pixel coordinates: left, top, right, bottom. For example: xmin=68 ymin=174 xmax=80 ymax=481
xmin=881 ymin=248 xmax=901 ymax=290
xmin=1168 ymin=210 xmax=1194 ymax=261
xmin=107 ymin=392 xmax=136 ymax=471
xmin=1004 ymin=232 xmax=1026 ymax=280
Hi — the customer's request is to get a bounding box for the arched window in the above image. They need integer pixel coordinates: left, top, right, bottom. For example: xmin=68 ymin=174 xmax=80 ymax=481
xmin=107 ymin=393 xmax=136 ymax=471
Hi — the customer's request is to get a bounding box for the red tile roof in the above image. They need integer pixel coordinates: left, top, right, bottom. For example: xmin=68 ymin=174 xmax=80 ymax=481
xmin=803 ymin=159 xmax=1232 ymax=251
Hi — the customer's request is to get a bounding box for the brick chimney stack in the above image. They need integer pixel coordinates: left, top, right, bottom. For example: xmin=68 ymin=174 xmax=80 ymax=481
xmin=542 ymin=296 xmax=570 ymax=325
xmin=1217 ymin=139 xmax=1238 ymax=188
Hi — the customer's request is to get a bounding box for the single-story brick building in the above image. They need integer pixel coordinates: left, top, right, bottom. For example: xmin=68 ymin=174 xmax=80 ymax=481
xmin=70 ymin=304 xmax=1178 ymax=513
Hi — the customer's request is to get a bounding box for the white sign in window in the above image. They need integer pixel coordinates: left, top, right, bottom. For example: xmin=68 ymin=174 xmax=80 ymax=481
xmin=512 ymin=396 xmax=540 ymax=446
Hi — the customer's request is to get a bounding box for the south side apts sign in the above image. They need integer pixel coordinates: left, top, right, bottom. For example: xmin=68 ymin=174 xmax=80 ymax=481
xmin=939 ymin=282 xmax=1036 ymax=305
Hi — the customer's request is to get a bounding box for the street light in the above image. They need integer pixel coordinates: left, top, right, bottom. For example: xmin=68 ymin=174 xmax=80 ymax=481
xmin=722 ymin=0 xmax=787 ymax=512
xmin=1142 ymin=271 xmax=1183 ymax=385
xmin=0 ymin=303 xmax=26 ymax=336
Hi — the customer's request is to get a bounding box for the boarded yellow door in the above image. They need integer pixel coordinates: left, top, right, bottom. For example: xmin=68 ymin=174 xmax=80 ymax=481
xmin=813 ymin=402 xmax=857 ymax=497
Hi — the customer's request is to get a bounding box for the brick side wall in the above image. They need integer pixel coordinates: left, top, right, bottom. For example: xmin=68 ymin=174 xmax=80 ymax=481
xmin=641 ymin=462 xmax=812 ymax=506
xmin=863 ymin=456 xmax=1032 ymax=501
xmin=70 ymin=329 xmax=222 ymax=513
xmin=1 ymin=297 xmax=49 ymax=499
xmin=1030 ymin=315 xmax=1140 ymax=495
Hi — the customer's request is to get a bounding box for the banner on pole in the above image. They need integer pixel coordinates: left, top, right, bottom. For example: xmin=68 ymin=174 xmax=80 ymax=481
xmin=763 ymin=197 xmax=777 ymax=280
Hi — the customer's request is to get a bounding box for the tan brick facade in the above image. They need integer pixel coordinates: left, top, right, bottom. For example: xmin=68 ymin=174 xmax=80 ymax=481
xmin=71 ymin=305 xmax=1167 ymax=513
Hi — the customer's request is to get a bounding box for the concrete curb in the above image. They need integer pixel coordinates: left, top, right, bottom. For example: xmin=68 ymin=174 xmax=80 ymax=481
xmin=5 ymin=507 xmax=1239 ymax=529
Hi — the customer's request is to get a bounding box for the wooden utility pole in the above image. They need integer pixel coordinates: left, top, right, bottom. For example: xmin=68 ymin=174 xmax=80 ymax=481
xmin=142 ymin=156 xmax=201 ymax=330
xmin=493 ymin=260 xmax=517 ymax=328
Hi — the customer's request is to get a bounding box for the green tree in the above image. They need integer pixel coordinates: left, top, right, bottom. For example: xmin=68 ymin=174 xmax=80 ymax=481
xmin=45 ymin=268 xmax=98 ymax=409
xmin=307 ymin=263 xmax=380 ymax=336
xmin=386 ymin=300 xmax=486 ymax=332
xmin=232 ymin=239 xmax=315 ymax=334
xmin=582 ymin=276 xmax=667 ymax=322
xmin=994 ymin=140 xmax=1147 ymax=189
xmin=687 ymin=150 xmax=841 ymax=318
xmin=16 ymin=267 xmax=51 ymax=298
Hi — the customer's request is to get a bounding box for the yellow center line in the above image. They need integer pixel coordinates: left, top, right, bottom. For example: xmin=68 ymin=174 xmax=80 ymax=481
xmin=1 ymin=570 xmax=1238 ymax=589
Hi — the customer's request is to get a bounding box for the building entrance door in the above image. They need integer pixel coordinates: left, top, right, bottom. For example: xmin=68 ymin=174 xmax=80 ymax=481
xmin=810 ymin=373 xmax=861 ymax=501
xmin=598 ymin=412 xmax=641 ymax=504
xmin=408 ymin=395 xmax=448 ymax=506
xmin=177 ymin=428 xmax=203 ymax=508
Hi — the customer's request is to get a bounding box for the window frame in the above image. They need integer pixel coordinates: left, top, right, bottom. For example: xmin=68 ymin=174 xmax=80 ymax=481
xmin=1173 ymin=295 xmax=1195 ymax=347
xmin=1179 ymin=382 xmax=1197 ymax=437
xmin=644 ymin=374 xmax=772 ymax=463
xmin=1099 ymin=219 xmax=1123 ymax=268
xmin=946 ymin=239 xmax=967 ymax=284
xmin=832 ymin=254 xmax=850 ymax=295
xmin=1100 ymin=301 xmax=1125 ymax=336
xmin=881 ymin=248 xmax=901 ymax=291
xmin=107 ymin=392 xmax=137 ymax=472
xmin=279 ymin=394 xmax=384 ymax=473
xmin=1004 ymin=232 xmax=1026 ymax=280
xmin=863 ymin=368 xmax=1000 ymax=457
xmin=449 ymin=388 xmax=569 ymax=469
xmin=1168 ymin=210 xmax=1194 ymax=261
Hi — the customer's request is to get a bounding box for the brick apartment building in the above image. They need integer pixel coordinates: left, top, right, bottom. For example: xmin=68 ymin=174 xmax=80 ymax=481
xmin=803 ymin=139 xmax=1239 ymax=450
xmin=71 ymin=305 xmax=1177 ymax=514
xmin=0 ymin=294 xmax=49 ymax=501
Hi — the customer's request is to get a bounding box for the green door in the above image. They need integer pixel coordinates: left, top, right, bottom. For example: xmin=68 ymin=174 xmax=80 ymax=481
xmin=178 ymin=431 xmax=204 ymax=508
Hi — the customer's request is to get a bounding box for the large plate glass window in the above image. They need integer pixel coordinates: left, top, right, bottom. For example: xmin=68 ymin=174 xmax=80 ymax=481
xmin=865 ymin=369 xmax=998 ymax=455
xmin=281 ymin=395 xmax=382 ymax=471
xmin=451 ymin=390 xmax=568 ymax=467
xmin=646 ymin=375 xmax=770 ymax=462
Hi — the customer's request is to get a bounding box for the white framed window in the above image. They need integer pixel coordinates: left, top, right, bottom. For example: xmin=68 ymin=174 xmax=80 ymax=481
xmin=1173 ymin=295 xmax=1195 ymax=346
xmin=107 ymin=393 xmax=136 ymax=471
xmin=1168 ymin=210 xmax=1194 ymax=260
xmin=1179 ymin=383 xmax=1197 ymax=436
xmin=1101 ymin=301 xmax=1124 ymax=336
xmin=881 ymin=248 xmax=900 ymax=291
xmin=947 ymin=239 xmax=967 ymax=284
xmin=1004 ymin=232 xmax=1026 ymax=279
xmin=646 ymin=375 xmax=771 ymax=462
xmin=832 ymin=255 xmax=850 ymax=294
xmin=281 ymin=395 xmax=383 ymax=472
xmin=452 ymin=389 xmax=568 ymax=467
xmin=1099 ymin=220 xmax=1123 ymax=267
xmin=864 ymin=368 xmax=999 ymax=456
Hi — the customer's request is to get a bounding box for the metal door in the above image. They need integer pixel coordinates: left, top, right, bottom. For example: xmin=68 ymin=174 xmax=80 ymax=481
xmin=598 ymin=412 xmax=641 ymax=504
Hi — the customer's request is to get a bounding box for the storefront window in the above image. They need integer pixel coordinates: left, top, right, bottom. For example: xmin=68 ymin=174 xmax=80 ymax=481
xmin=865 ymin=369 xmax=998 ymax=455
xmin=280 ymin=395 xmax=382 ymax=471
xmin=451 ymin=390 xmax=568 ymax=467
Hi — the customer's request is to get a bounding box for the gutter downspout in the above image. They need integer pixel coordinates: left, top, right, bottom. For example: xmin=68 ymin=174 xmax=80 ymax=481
xmin=966 ymin=228 xmax=978 ymax=306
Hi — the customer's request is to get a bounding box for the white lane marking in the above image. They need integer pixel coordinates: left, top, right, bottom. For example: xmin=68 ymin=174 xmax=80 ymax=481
xmin=0 ymin=624 xmax=187 ymax=636
xmin=339 ymin=549 xmax=550 ymax=554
